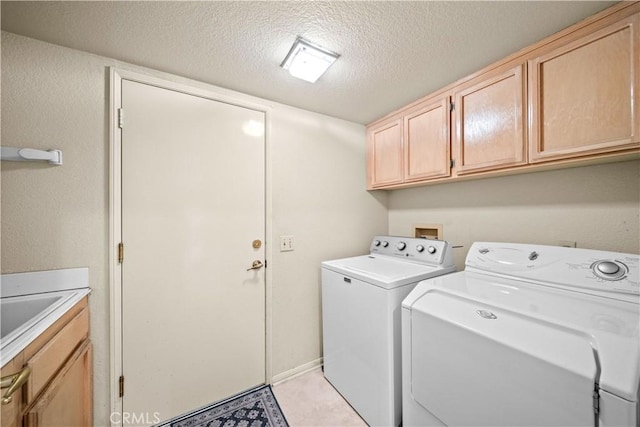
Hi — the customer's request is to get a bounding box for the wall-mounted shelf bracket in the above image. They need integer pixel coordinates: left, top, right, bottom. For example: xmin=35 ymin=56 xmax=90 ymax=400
xmin=1 ymin=147 xmax=63 ymax=165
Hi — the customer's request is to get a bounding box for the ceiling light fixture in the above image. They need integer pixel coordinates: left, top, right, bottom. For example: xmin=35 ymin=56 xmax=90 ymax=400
xmin=281 ymin=37 xmax=340 ymax=83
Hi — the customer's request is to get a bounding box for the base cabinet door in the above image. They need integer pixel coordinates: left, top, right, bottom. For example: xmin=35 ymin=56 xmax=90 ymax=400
xmin=404 ymin=97 xmax=451 ymax=182
xmin=529 ymin=13 xmax=640 ymax=162
xmin=25 ymin=341 xmax=92 ymax=427
xmin=453 ymin=64 xmax=527 ymax=175
xmin=368 ymin=119 xmax=403 ymax=188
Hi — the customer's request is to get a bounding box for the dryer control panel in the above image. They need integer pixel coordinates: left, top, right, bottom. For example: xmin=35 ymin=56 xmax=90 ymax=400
xmin=369 ymin=235 xmax=453 ymax=266
xmin=466 ymin=242 xmax=640 ymax=299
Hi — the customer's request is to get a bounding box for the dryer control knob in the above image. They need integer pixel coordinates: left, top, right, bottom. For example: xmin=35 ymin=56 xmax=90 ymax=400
xmin=373 ymin=240 xmax=381 ymax=247
xmin=416 ymin=244 xmax=425 ymax=253
xmin=592 ymin=260 xmax=626 ymax=280
xmin=382 ymin=241 xmax=389 ymax=248
xmin=397 ymin=242 xmax=407 ymax=251
xmin=596 ymin=261 xmax=620 ymax=275
xmin=427 ymin=246 xmax=437 ymax=254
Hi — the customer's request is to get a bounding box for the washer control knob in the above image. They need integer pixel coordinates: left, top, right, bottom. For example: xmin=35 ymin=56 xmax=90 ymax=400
xmin=597 ymin=261 xmax=620 ymax=275
xmin=373 ymin=240 xmax=381 ymax=247
xmin=382 ymin=241 xmax=389 ymax=248
xmin=397 ymin=242 xmax=407 ymax=251
xmin=416 ymin=244 xmax=425 ymax=253
xmin=427 ymin=246 xmax=437 ymax=254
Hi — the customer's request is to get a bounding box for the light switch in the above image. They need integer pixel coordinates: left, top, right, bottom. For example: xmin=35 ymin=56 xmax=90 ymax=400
xmin=280 ymin=235 xmax=294 ymax=252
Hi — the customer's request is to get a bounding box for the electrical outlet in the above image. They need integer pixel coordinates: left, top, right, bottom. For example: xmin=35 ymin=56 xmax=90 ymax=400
xmin=280 ymin=235 xmax=294 ymax=252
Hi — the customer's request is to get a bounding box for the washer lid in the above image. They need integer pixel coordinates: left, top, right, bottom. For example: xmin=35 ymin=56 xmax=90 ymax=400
xmin=404 ymin=271 xmax=640 ymax=402
xmin=321 ymin=255 xmax=453 ymax=289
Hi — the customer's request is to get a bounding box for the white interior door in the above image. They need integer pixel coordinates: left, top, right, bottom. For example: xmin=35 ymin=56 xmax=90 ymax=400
xmin=120 ymin=79 xmax=266 ymax=425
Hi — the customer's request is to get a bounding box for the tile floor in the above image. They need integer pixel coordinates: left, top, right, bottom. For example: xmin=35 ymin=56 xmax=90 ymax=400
xmin=273 ymin=367 xmax=367 ymax=427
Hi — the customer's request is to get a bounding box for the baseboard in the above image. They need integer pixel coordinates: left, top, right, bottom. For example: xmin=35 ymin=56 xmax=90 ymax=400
xmin=271 ymin=357 xmax=323 ymax=385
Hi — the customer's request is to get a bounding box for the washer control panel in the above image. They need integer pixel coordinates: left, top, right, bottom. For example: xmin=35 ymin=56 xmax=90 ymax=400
xmin=369 ymin=235 xmax=451 ymax=265
xmin=466 ymin=242 xmax=640 ymax=298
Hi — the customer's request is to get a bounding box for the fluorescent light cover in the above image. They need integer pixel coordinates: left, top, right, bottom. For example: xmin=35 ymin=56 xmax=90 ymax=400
xmin=281 ymin=37 xmax=339 ymax=83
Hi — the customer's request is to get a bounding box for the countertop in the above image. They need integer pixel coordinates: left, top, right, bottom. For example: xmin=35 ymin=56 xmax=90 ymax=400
xmin=1 ymin=268 xmax=91 ymax=367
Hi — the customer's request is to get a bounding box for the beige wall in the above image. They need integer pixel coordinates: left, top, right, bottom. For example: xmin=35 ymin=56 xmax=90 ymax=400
xmin=1 ymin=32 xmax=388 ymax=426
xmin=389 ymin=161 xmax=640 ymax=270
xmin=269 ymin=109 xmax=389 ymax=377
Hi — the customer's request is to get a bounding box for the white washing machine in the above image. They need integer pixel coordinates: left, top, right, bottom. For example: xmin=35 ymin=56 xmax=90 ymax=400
xmin=322 ymin=235 xmax=456 ymax=427
xmin=402 ymin=242 xmax=640 ymax=427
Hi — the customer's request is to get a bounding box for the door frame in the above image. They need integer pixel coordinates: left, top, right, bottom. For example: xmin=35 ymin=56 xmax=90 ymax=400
xmin=108 ymin=68 xmax=273 ymax=425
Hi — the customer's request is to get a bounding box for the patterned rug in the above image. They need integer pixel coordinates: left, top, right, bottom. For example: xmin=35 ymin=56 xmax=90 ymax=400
xmin=164 ymin=385 xmax=289 ymax=427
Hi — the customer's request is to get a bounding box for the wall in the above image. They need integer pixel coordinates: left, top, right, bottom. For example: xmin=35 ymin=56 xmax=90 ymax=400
xmin=389 ymin=160 xmax=640 ymax=270
xmin=269 ymin=110 xmax=388 ymax=378
xmin=1 ymin=31 xmax=388 ymax=426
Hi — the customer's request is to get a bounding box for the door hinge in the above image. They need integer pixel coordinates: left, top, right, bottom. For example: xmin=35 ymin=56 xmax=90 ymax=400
xmin=264 ymin=260 xmax=267 ymax=268
xmin=450 ymin=102 xmax=455 ymax=112
xmin=450 ymin=159 xmax=455 ymax=168
xmin=119 ymin=375 xmax=125 ymax=398
xmin=118 ymin=243 xmax=124 ymax=264
xmin=118 ymin=108 xmax=124 ymax=129
xmin=593 ymin=387 xmax=600 ymax=414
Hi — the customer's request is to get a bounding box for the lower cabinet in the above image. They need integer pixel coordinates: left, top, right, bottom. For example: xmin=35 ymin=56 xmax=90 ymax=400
xmin=25 ymin=341 xmax=93 ymax=427
xmin=0 ymin=298 xmax=92 ymax=427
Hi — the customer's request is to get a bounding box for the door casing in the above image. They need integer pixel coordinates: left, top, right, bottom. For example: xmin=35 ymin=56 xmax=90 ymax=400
xmin=108 ymin=68 xmax=274 ymax=426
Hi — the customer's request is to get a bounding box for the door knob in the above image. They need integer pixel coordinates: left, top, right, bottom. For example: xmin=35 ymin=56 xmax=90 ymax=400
xmin=247 ymin=260 xmax=264 ymax=271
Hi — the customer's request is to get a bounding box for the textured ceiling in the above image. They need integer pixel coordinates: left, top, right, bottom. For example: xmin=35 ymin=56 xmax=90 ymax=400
xmin=1 ymin=1 xmax=616 ymax=124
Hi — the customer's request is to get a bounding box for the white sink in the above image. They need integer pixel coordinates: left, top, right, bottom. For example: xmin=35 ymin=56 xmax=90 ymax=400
xmin=0 ymin=268 xmax=91 ymax=367
xmin=0 ymin=292 xmax=73 ymax=349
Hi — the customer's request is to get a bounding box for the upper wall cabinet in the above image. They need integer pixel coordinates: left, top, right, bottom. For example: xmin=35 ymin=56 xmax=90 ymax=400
xmin=368 ymin=119 xmax=403 ymax=187
xmin=404 ymin=97 xmax=451 ymax=182
xmin=528 ymin=13 xmax=640 ymax=163
xmin=367 ymin=96 xmax=451 ymax=189
xmin=453 ymin=64 xmax=527 ymax=175
xmin=366 ymin=3 xmax=640 ymax=190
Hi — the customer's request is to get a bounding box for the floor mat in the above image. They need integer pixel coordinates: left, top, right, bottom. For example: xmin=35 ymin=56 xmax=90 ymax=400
xmin=162 ymin=385 xmax=289 ymax=427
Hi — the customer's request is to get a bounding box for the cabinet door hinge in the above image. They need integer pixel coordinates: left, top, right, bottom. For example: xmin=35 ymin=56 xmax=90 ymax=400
xmin=450 ymin=159 xmax=455 ymax=168
xmin=450 ymin=102 xmax=455 ymax=112
xmin=119 ymin=375 xmax=125 ymax=397
xmin=118 ymin=108 xmax=124 ymax=129
xmin=118 ymin=243 xmax=124 ymax=264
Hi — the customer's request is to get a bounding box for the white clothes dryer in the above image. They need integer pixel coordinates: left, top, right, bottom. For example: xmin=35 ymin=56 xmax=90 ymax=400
xmin=402 ymin=242 xmax=640 ymax=427
xmin=322 ymin=236 xmax=456 ymax=427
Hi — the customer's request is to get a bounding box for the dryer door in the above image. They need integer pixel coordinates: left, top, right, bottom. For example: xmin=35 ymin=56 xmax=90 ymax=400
xmin=410 ymin=291 xmax=598 ymax=426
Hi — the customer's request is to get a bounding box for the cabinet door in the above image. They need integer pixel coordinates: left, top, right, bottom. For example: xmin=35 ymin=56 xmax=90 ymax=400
xmin=367 ymin=119 xmax=403 ymax=188
xmin=404 ymin=97 xmax=451 ymax=182
xmin=529 ymin=13 xmax=640 ymax=163
xmin=25 ymin=341 xmax=92 ymax=427
xmin=454 ymin=64 xmax=527 ymax=175
xmin=0 ymin=354 xmax=25 ymax=427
